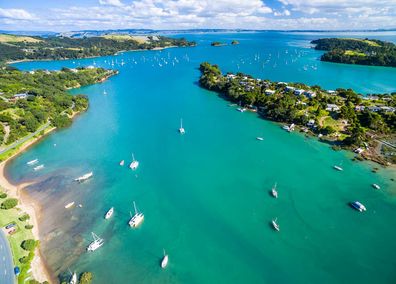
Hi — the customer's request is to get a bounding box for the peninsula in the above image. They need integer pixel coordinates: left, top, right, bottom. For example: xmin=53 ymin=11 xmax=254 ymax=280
xmin=0 ymin=33 xmax=196 ymax=64
xmin=311 ymin=38 xmax=396 ymax=67
xmin=199 ymin=62 xmax=396 ymax=166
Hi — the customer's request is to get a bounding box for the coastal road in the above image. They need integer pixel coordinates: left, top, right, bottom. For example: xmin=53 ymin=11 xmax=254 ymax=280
xmin=0 ymin=121 xmax=50 ymax=155
xmin=0 ymin=231 xmax=15 ymax=284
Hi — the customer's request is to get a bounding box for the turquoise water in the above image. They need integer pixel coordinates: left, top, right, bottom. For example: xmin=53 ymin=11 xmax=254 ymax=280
xmin=9 ymin=32 xmax=396 ymax=283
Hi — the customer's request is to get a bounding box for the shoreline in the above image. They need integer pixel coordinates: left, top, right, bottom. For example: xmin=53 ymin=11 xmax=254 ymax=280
xmin=0 ymin=126 xmax=58 ymax=283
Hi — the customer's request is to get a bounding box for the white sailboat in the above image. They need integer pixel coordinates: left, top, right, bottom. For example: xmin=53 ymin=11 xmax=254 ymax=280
xmin=372 ymin=183 xmax=380 ymax=190
xmin=256 ymin=137 xmax=264 ymax=141
xmin=129 ymin=201 xmax=144 ymax=228
xmin=34 ymin=164 xmax=44 ymax=171
xmin=129 ymin=154 xmax=139 ymax=170
xmin=87 ymin=232 xmax=104 ymax=252
xmin=75 ymin=172 xmax=93 ymax=182
xmin=179 ymin=118 xmax=185 ymax=134
xmin=105 ymin=207 xmax=114 ymax=219
xmin=272 ymin=218 xmax=280 ymax=231
xmin=271 ymin=183 xmax=278 ymax=198
xmin=119 ymin=160 xmax=125 ymax=166
xmin=161 ymin=249 xmax=169 ymax=268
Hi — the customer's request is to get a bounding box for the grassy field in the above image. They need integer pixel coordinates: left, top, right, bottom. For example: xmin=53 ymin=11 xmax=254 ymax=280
xmin=0 ymin=34 xmax=41 ymax=43
xmin=102 ymin=34 xmax=150 ymax=43
xmin=345 ymin=50 xmax=366 ymax=57
xmin=0 ymin=200 xmax=35 ymax=283
xmin=342 ymin=38 xmax=381 ymax=47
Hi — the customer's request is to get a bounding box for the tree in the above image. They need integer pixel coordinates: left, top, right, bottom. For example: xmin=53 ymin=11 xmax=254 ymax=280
xmin=1 ymin=198 xmax=18 ymax=209
xmin=21 ymin=239 xmax=37 ymax=251
xmin=79 ymin=272 xmax=93 ymax=284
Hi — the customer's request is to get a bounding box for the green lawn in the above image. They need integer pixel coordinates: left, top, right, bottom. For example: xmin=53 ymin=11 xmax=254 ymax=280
xmin=0 ymin=198 xmax=35 ymax=283
xmin=344 ymin=50 xmax=366 ymax=57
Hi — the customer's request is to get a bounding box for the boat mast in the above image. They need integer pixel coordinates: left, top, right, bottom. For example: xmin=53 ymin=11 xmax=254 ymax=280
xmin=180 ymin=118 xmax=183 ymax=129
xmin=133 ymin=201 xmax=138 ymax=214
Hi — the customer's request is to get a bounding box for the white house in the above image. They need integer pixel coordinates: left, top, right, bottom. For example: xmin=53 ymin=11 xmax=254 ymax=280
xmin=355 ymin=105 xmax=365 ymax=111
xmin=13 ymin=93 xmax=28 ymax=100
xmin=327 ymin=90 xmax=336 ymax=95
xmin=304 ymin=91 xmax=316 ymax=98
xmin=326 ymin=104 xmax=340 ymax=111
xmin=285 ymin=86 xmax=296 ymax=92
xmin=294 ymin=89 xmax=305 ymax=96
xmin=265 ymin=89 xmax=276 ymax=95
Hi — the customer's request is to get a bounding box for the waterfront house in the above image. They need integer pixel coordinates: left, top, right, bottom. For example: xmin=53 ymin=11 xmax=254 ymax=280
xmin=368 ymin=106 xmax=382 ymax=112
xmin=304 ymin=91 xmax=316 ymax=98
xmin=226 ymin=74 xmax=236 ymax=80
xmin=285 ymin=86 xmax=296 ymax=92
xmin=326 ymin=104 xmax=340 ymax=111
xmin=327 ymin=90 xmax=336 ymax=95
xmin=265 ymin=89 xmax=276 ymax=95
xmin=294 ymin=89 xmax=305 ymax=96
xmin=380 ymin=106 xmax=395 ymax=113
xmin=355 ymin=105 xmax=365 ymax=111
xmin=307 ymin=119 xmax=316 ymax=127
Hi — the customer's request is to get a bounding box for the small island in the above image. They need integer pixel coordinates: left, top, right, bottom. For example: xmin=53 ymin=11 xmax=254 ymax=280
xmin=0 ymin=33 xmax=196 ymax=64
xmin=231 ymin=40 xmax=240 ymax=45
xmin=311 ymin=38 xmax=396 ymax=67
xmin=211 ymin=41 xmax=227 ymax=47
xmin=199 ymin=62 xmax=396 ymax=166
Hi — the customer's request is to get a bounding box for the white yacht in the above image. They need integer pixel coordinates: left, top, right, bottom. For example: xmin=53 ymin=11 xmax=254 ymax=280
xmin=333 ymin=165 xmax=343 ymax=171
xmin=129 ymin=201 xmax=144 ymax=228
xmin=372 ymin=183 xmax=380 ymax=190
xmin=34 ymin=164 xmax=44 ymax=171
xmin=65 ymin=202 xmax=75 ymax=209
xmin=236 ymin=107 xmax=246 ymax=112
xmin=129 ymin=154 xmax=139 ymax=170
xmin=272 ymin=218 xmax=280 ymax=231
xmin=350 ymin=201 xmax=367 ymax=212
xmin=161 ymin=249 xmax=169 ymax=268
xmin=179 ymin=119 xmax=185 ymax=134
xmin=105 ymin=207 xmax=114 ymax=219
xmin=27 ymin=159 xmax=38 ymax=165
xmin=271 ymin=183 xmax=278 ymax=198
xmin=87 ymin=232 xmax=104 ymax=252
xmin=69 ymin=272 xmax=77 ymax=284
xmin=256 ymin=137 xmax=264 ymax=141
xmin=103 ymin=90 xmax=107 ymax=95
xmin=75 ymin=172 xmax=93 ymax=182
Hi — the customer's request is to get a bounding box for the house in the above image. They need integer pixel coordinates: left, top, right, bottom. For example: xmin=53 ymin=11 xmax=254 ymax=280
xmin=355 ymin=105 xmax=365 ymax=111
xmin=294 ymin=89 xmax=305 ymax=96
xmin=13 ymin=93 xmax=28 ymax=100
xmin=380 ymin=106 xmax=395 ymax=113
xmin=277 ymin=82 xmax=287 ymax=86
xmin=304 ymin=91 xmax=316 ymax=98
xmin=265 ymin=89 xmax=276 ymax=95
xmin=326 ymin=104 xmax=340 ymax=111
xmin=70 ymin=68 xmax=79 ymax=73
xmin=354 ymin=148 xmax=364 ymax=154
xmin=226 ymin=74 xmax=236 ymax=80
xmin=327 ymin=90 xmax=336 ymax=95
xmin=307 ymin=119 xmax=315 ymax=127
xmin=285 ymin=86 xmax=296 ymax=92
xmin=368 ymin=106 xmax=381 ymax=112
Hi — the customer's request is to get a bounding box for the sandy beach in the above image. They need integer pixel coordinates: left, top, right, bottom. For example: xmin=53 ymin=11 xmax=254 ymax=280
xmin=0 ymin=128 xmax=58 ymax=283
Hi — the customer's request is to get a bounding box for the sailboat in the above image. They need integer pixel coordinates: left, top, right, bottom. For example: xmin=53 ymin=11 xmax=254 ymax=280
xmin=129 ymin=154 xmax=139 ymax=170
xmin=161 ymin=249 xmax=169 ymax=268
xmin=87 ymin=232 xmax=104 ymax=252
xmin=271 ymin=183 xmax=278 ymax=198
xmin=179 ymin=118 xmax=185 ymax=134
xmin=272 ymin=218 xmax=280 ymax=231
xmin=119 ymin=160 xmax=125 ymax=166
xmin=105 ymin=207 xmax=114 ymax=219
xmin=103 ymin=90 xmax=107 ymax=95
xmin=129 ymin=201 xmax=144 ymax=228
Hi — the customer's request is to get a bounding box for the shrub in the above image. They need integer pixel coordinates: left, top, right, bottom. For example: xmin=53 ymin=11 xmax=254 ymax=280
xmin=0 ymin=192 xmax=7 ymax=198
xmin=79 ymin=272 xmax=93 ymax=284
xmin=19 ymin=214 xmax=30 ymax=221
xmin=21 ymin=239 xmax=37 ymax=251
xmin=25 ymin=224 xmax=34 ymax=230
xmin=19 ymin=256 xmax=28 ymax=264
xmin=1 ymin=198 xmax=18 ymax=209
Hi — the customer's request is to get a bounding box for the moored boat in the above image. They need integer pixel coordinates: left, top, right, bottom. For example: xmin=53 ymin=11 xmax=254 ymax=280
xmin=350 ymin=201 xmax=366 ymax=212
xmin=119 ymin=160 xmax=125 ymax=166
xmin=161 ymin=249 xmax=169 ymax=268
xmin=129 ymin=154 xmax=139 ymax=170
xmin=372 ymin=183 xmax=380 ymax=190
xmin=129 ymin=201 xmax=144 ymax=228
xmin=33 ymin=164 xmax=44 ymax=171
xmin=65 ymin=202 xmax=75 ymax=209
xmin=87 ymin=232 xmax=104 ymax=252
xmin=69 ymin=272 xmax=77 ymax=284
xmin=105 ymin=207 xmax=114 ymax=219
xmin=271 ymin=183 xmax=278 ymax=198
xmin=27 ymin=159 xmax=38 ymax=165
xmin=179 ymin=118 xmax=185 ymax=134
xmin=333 ymin=165 xmax=343 ymax=171
xmin=256 ymin=137 xmax=264 ymax=141
xmin=75 ymin=171 xmax=93 ymax=182
xmin=272 ymin=218 xmax=280 ymax=231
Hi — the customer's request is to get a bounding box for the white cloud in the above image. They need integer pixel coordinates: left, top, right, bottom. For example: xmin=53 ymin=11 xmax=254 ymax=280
xmin=99 ymin=0 xmax=123 ymax=6
xmin=0 ymin=8 xmax=36 ymax=20
xmin=274 ymin=10 xmax=291 ymax=17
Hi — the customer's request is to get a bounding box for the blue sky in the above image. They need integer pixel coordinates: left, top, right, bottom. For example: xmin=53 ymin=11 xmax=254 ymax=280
xmin=0 ymin=0 xmax=395 ymax=31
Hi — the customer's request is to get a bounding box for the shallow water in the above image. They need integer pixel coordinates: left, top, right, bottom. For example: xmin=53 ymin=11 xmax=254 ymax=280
xmin=9 ymin=31 xmax=396 ymax=283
